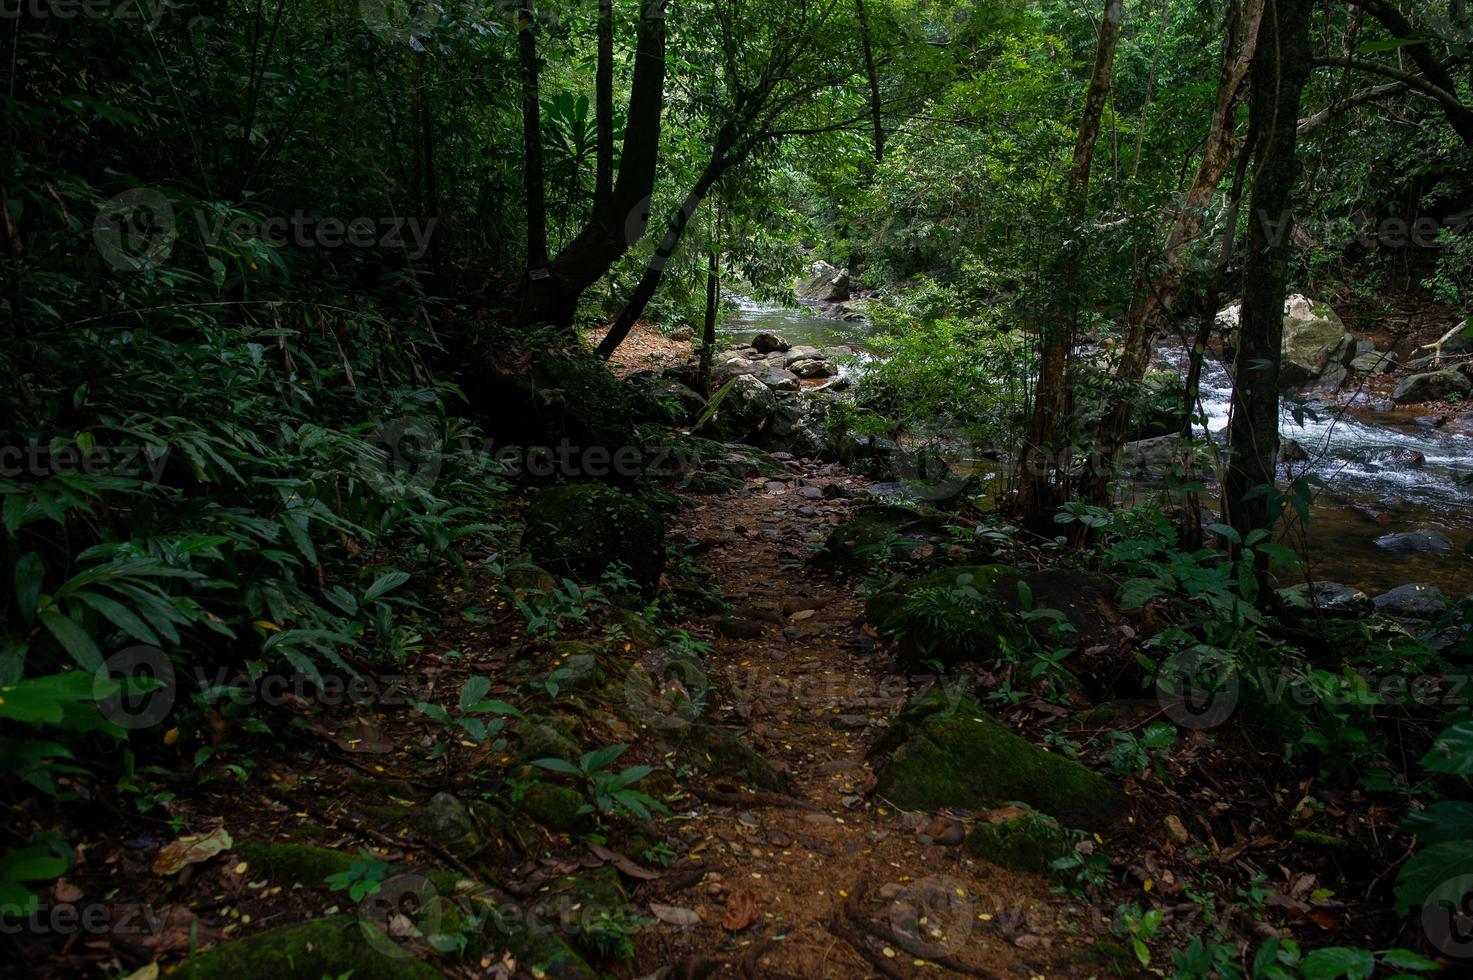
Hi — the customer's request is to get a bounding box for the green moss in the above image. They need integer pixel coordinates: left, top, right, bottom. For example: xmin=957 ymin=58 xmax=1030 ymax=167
xmin=537 ymin=867 xmax=638 ymax=962
xmin=524 ymin=484 xmax=667 ymax=597
xmin=964 ymin=814 xmax=1075 ymax=877
xmin=515 ymin=718 xmax=582 ymax=765
xmin=819 ymin=504 xmax=955 ymax=572
xmin=871 ymin=692 xmax=1122 ymax=831
xmin=864 ymin=564 xmax=1027 ymax=664
xmin=234 ymin=843 xmax=358 ymax=888
xmin=176 ymin=916 xmax=445 ymax=980
xmin=683 ymin=470 xmax=744 ymax=494
xmin=671 ymin=722 xmax=788 ymax=793
xmin=517 ymin=781 xmax=592 ymax=835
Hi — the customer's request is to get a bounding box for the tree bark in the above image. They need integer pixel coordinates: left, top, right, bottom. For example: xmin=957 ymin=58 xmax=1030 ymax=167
xmin=700 ymin=217 xmax=721 ymax=397
xmin=1014 ymin=0 xmax=1123 ymax=529
xmin=1224 ymin=0 xmax=1314 ymax=551
xmin=855 ymin=0 xmax=885 ymax=162
xmin=1083 ymin=0 xmax=1264 ymax=507
xmin=517 ymin=2 xmax=667 ymax=329
xmin=595 ymin=0 xmax=614 ymax=211
xmin=518 ymin=3 xmax=547 ymax=272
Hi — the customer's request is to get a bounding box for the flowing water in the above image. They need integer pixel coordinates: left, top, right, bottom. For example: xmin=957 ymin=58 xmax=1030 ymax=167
xmin=727 ymin=294 xmax=1471 ymax=596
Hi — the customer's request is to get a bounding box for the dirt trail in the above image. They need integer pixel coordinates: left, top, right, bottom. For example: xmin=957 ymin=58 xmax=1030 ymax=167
xmin=638 ymin=461 xmax=1092 ymax=978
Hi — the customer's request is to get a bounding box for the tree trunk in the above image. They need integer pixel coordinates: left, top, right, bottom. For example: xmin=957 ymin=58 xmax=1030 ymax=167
xmin=595 ymin=0 xmax=614 ymax=211
xmin=1014 ymin=0 xmax=1123 ymax=529
xmin=700 ymin=232 xmax=720 ymax=397
xmin=855 ymin=0 xmax=885 ymax=162
xmin=517 ymin=3 xmax=667 ymax=329
xmin=518 ymin=3 xmax=547 ymax=272
xmin=1084 ymin=0 xmax=1264 ymax=507
xmin=594 ymin=129 xmax=742 ymax=359
xmin=1225 ymin=0 xmax=1314 ymax=551
xmin=1342 ymin=0 xmax=1473 ymax=147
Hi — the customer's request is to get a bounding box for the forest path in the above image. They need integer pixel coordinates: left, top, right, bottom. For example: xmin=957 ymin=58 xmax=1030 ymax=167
xmin=636 ymin=463 xmax=1089 ymax=978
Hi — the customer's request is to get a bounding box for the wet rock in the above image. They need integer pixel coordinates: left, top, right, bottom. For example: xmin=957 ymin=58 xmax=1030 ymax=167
xmin=1391 ymin=368 xmax=1471 ymax=404
xmin=1278 ymin=582 xmax=1372 ymax=618
xmin=790 ymin=358 xmax=838 ymax=379
xmin=1376 ymin=528 xmax=1456 ymax=554
xmin=517 ymin=782 xmax=593 ymax=835
xmin=870 ymin=690 xmax=1123 ymax=830
xmin=782 ymin=345 xmax=822 ymax=367
xmin=1372 ymin=584 xmax=1449 ymax=619
xmin=417 ymin=792 xmax=483 ymax=855
xmin=694 ymin=375 xmax=778 ymax=441
xmin=752 ymin=332 xmax=791 ymax=354
xmin=1367 ymin=448 xmax=1425 ymax=469
xmin=1216 ymin=295 xmax=1355 ymax=388
xmin=1279 ymin=439 xmax=1309 ymax=463
xmin=525 ymin=484 xmax=666 ymax=597
xmin=1120 ymin=434 xmax=1189 ymax=478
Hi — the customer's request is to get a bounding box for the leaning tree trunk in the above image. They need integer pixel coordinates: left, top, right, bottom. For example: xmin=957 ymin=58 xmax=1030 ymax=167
xmin=1013 ymin=0 xmax=1123 ymax=530
xmin=1225 ymin=0 xmax=1314 ymax=554
xmin=855 ymin=0 xmax=885 ymax=162
xmin=1084 ymin=0 xmax=1264 ymax=507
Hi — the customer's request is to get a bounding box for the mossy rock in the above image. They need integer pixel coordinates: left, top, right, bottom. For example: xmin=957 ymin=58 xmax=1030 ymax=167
xmin=864 ymin=565 xmax=1027 ymax=665
xmin=870 ymin=690 xmax=1123 ymax=830
xmin=670 ymin=722 xmax=788 ymax=793
xmin=536 ymin=867 xmax=639 ymax=963
xmin=964 ymin=813 xmax=1075 ymax=877
xmin=176 ymin=916 xmax=444 ymax=980
xmin=683 ymin=470 xmax=745 ymax=494
xmin=693 ymin=375 xmax=778 ymax=441
xmin=516 ymin=781 xmax=593 ymax=835
xmin=515 ymin=717 xmax=582 ymax=765
xmin=819 ymin=504 xmax=958 ymax=573
xmin=233 ymin=842 xmax=357 ymax=889
xmin=524 ymin=484 xmax=666 ymax=597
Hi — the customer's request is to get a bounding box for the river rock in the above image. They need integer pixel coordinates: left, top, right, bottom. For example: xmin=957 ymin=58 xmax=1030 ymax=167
xmin=695 ymin=375 xmax=778 ymax=443
xmin=790 ymin=358 xmax=838 ymax=378
xmin=869 ymin=689 xmax=1123 ymax=831
xmin=1351 ymin=350 xmax=1397 ymax=373
xmin=525 ymin=484 xmax=667 ymax=596
xmin=1120 ymin=434 xmax=1189 ymax=477
xmin=795 ymin=260 xmax=851 ymax=302
xmin=1216 ymin=295 xmax=1356 ymax=387
xmin=1279 ymin=439 xmax=1309 ymax=463
xmin=1375 ymin=528 xmax=1457 ymax=554
xmin=1279 ymin=582 xmax=1372 ymax=617
xmin=1392 ymin=368 xmax=1472 ymax=404
xmin=751 ymin=332 xmax=791 ymax=354
xmin=1367 ymin=448 xmax=1425 ymax=469
xmin=1372 ymin=584 xmax=1449 ymax=619
xmin=782 ymin=345 xmax=822 ymax=367
xmin=749 ymin=362 xmax=801 ymax=391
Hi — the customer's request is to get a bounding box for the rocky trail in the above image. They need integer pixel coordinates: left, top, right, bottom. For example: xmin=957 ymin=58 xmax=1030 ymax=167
xmin=634 ymin=463 xmax=1083 ymax=978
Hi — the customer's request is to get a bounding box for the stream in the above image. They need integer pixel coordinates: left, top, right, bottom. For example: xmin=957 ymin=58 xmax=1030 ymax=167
xmin=727 ymin=295 xmax=1471 ymax=597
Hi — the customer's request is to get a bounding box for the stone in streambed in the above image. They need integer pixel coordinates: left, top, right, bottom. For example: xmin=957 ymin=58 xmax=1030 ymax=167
xmin=1376 ymin=528 xmax=1457 ymax=554
xmin=870 ymin=690 xmax=1123 ymax=831
xmin=752 ymin=331 xmax=791 ymax=354
xmin=1392 ymin=369 xmax=1472 ymax=404
xmin=1278 ymin=582 xmax=1372 ymax=618
xmin=1373 ymin=583 xmax=1449 ymax=619
xmin=1367 ymin=448 xmax=1426 ymax=469
xmin=694 ymin=375 xmax=778 ymax=441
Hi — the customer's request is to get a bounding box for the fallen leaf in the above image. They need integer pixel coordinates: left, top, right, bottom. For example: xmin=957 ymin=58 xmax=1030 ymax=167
xmin=588 ymin=843 xmax=660 ymax=881
xmin=152 ymin=827 xmax=233 ymax=876
xmin=722 ymin=888 xmax=759 ymax=932
xmin=788 ymin=609 xmax=816 ymax=622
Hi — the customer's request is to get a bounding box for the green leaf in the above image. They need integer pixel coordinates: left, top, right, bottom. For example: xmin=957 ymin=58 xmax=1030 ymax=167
xmin=1422 ymin=720 xmax=1473 ymax=774
xmin=38 ymin=608 xmax=103 ymax=671
xmin=1395 ymin=840 xmax=1473 ymax=914
xmin=581 ymin=743 xmax=627 ymax=774
xmin=1300 ymin=947 xmax=1375 ymax=980
xmin=1400 ymin=801 xmax=1473 ymax=844
xmin=364 ymin=570 xmax=411 ymax=602
xmin=528 ymin=757 xmax=580 ymax=775
xmin=1205 ymin=523 xmax=1240 ymax=544
xmin=14 ymin=553 xmax=43 ymax=625
xmin=459 ymin=676 xmax=491 ymax=713
xmin=1379 ymin=949 xmax=1440 ymax=972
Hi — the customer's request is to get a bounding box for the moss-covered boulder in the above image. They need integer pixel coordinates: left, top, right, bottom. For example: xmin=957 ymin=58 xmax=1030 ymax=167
xmin=535 ymin=867 xmax=639 ymax=962
xmin=175 ymin=916 xmax=444 ymax=980
xmin=670 ymin=722 xmax=788 ymax=793
xmin=524 ymin=484 xmax=666 ymax=596
xmin=864 ymin=565 xmax=1028 ymax=664
xmin=819 ymin=504 xmax=959 ymax=573
xmin=869 ymin=690 xmax=1123 ymax=830
xmin=516 ymin=781 xmax=593 ymax=835
xmin=964 ymin=812 xmax=1076 ymax=877
xmin=694 ymin=375 xmax=778 ymax=442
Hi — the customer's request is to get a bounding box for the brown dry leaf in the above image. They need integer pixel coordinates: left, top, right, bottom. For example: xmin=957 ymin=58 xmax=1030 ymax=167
xmin=722 ymin=888 xmax=759 ymax=932
xmin=52 ymin=879 xmax=84 ymax=903
xmin=134 ymin=905 xmax=214 ymax=953
xmin=152 ymin=826 xmax=233 ymax=876
xmin=650 ymin=903 xmax=701 ymax=927
xmin=987 ymin=805 xmax=1029 ymax=824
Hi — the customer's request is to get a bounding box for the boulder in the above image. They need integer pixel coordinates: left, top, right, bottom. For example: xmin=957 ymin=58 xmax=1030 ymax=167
xmin=1216 ymin=295 xmax=1356 ymax=387
xmin=524 ymin=484 xmax=666 ymax=596
xmin=671 ymin=722 xmax=788 ymax=793
xmin=694 ymin=375 xmax=778 ymax=442
xmin=790 ymin=358 xmax=838 ymax=379
xmin=1351 ymin=350 xmax=1397 ymax=373
xmin=795 ymin=260 xmax=851 ymax=302
xmin=749 ymin=363 xmax=801 ymax=392
xmin=1375 ymin=528 xmax=1456 ymax=554
xmin=869 ymin=690 xmax=1124 ymax=830
xmin=752 ymin=332 xmax=791 ymax=354
xmin=965 ymin=812 xmax=1075 ymax=877
xmin=668 ymin=325 xmax=694 ymax=342
xmin=1373 ymin=584 xmax=1449 ymax=619
xmin=1278 ymin=582 xmax=1372 ymax=618
xmin=1279 ymin=439 xmax=1309 ymax=463
xmin=1120 ymin=434 xmax=1189 ymax=478
xmin=1391 ymin=368 xmax=1471 ymax=404
xmin=782 ymin=345 xmax=823 ymax=367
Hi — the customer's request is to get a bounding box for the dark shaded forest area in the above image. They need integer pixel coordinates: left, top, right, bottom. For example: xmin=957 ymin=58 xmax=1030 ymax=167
xmin=4 ymin=0 xmax=1473 ymax=977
